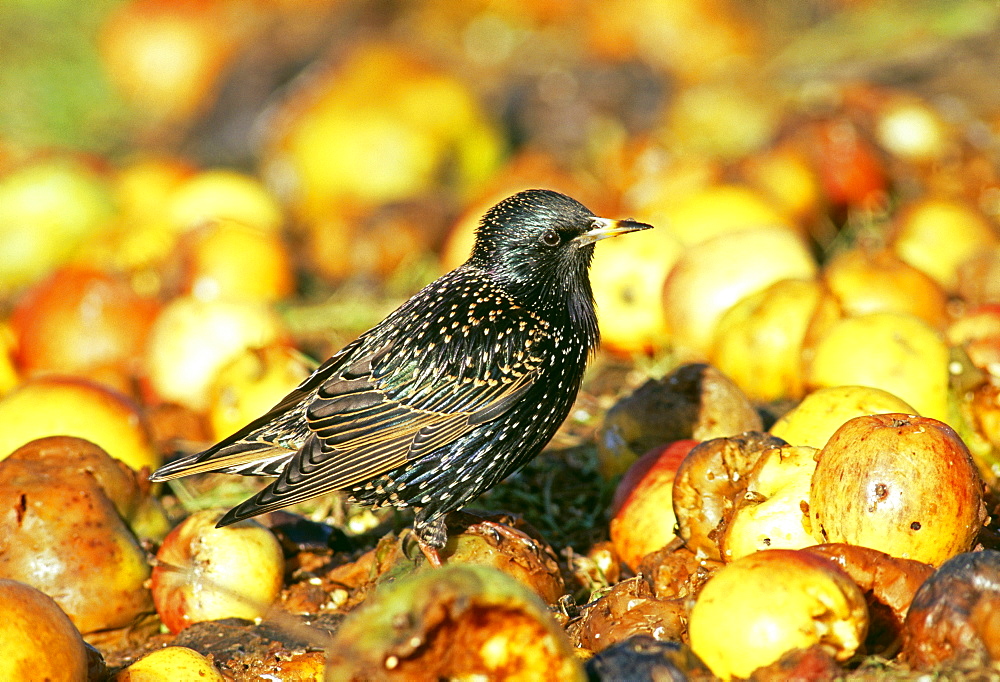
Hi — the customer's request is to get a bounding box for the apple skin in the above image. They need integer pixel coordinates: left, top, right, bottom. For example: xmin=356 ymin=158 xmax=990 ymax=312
xmin=810 ymin=413 xmax=987 ymax=567
xmin=151 ymin=509 xmax=285 ymax=633
xmin=609 ymin=440 xmax=698 ymax=570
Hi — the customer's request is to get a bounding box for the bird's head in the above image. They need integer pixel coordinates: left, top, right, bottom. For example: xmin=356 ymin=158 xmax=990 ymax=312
xmin=470 ymin=189 xmax=651 ymax=311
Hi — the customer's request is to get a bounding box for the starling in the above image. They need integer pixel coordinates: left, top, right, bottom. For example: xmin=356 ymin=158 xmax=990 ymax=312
xmin=150 ymin=189 xmax=651 ymax=564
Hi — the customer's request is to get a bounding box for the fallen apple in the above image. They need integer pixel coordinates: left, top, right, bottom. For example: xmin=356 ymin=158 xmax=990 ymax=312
xmin=821 ymin=246 xmax=949 ymax=330
xmin=719 ymin=444 xmax=820 ymax=561
xmin=151 ymin=509 xmax=285 ymax=633
xmin=810 ymin=413 xmax=987 ymax=566
xmin=0 ymin=579 xmax=90 ymax=681
xmin=609 ymin=440 xmax=698 ymax=570
xmin=113 ymin=645 xmax=224 ymax=682
xmin=0 ymin=376 xmax=160 ymax=471
xmin=804 ymin=311 xmax=951 ymax=423
xmin=176 ymin=220 xmax=294 ymax=303
xmin=902 ymin=550 xmax=1000 ymax=668
xmin=688 ymin=549 xmax=868 ymax=680
xmin=709 ymin=278 xmax=823 ymax=402
xmin=207 ymin=345 xmax=311 ymax=442
xmin=890 ymin=197 xmax=998 ymax=293
xmin=144 ymin=296 xmax=290 ymax=412
xmin=662 ymin=226 xmax=817 ymax=358
xmin=0 ymin=438 xmax=154 ymax=636
xmin=325 ymin=564 xmax=583 ymax=680
xmin=10 ymin=265 xmax=160 ymax=388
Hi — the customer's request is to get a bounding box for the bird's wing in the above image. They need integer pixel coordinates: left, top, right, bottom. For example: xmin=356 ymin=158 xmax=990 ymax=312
xmin=297 ymin=348 xmax=539 ymax=493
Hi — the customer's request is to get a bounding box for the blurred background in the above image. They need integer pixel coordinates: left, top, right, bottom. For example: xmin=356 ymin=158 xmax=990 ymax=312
xmin=5 ymin=4 xmax=1000 ymax=674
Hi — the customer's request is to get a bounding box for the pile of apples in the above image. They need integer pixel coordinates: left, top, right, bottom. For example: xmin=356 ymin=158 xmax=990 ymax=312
xmin=1 ymin=0 xmax=1000 ymax=678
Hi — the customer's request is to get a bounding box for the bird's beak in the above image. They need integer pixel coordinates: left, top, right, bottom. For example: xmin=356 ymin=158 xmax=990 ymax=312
xmin=574 ymin=217 xmax=653 ymax=246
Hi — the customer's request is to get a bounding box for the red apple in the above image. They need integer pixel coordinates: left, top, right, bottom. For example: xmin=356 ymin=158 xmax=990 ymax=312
xmin=810 ymin=414 xmax=987 ymax=566
xmin=610 ymin=440 xmax=698 ymax=570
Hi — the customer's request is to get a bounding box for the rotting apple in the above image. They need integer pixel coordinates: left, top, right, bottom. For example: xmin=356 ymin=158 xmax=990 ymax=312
xmin=902 ymin=550 xmax=1000 ymax=668
xmin=688 ymin=549 xmax=869 ymax=680
xmin=151 ymin=509 xmax=285 ymax=634
xmin=719 ymin=444 xmax=820 ymax=561
xmin=596 ymin=363 xmax=761 ymax=478
xmin=325 ymin=563 xmax=583 ymax=680
xmin=810 ymin=413 xmax=987 ymax=567
xmin=672 ymin=431 xmax=786 ymax=561
xmin=0 ymin=438 xmax=155 ymax=637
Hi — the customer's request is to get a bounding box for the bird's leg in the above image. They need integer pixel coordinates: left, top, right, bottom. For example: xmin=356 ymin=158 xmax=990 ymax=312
xmin=410 ymin=511 xmax=448 ymax=567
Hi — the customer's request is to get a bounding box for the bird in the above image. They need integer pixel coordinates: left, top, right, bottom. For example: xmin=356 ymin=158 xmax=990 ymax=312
xmin=150 ymin=189 xmax=651 ymax=565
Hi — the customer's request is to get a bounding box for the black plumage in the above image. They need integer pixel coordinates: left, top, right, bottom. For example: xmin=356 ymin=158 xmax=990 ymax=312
xmin=150 ymin=189 xmax=651 ymax=563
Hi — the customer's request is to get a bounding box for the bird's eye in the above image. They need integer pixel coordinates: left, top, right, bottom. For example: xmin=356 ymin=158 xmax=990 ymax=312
xmin=540 ymin=229 xmax=561 ymax=247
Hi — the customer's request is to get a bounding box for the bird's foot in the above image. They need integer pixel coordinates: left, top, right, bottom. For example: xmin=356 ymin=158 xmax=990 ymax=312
xmin=415 ymin=535 xmax=443 ymax=568
xmin=405 ymin=512 xmax=448 ymax=567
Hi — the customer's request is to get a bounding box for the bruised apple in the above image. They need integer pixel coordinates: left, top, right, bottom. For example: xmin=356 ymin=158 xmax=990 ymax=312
xmin=610 ymin=440 xmax=698 ymax=570
xmin=810 ymin=414 xmax=986 ymax=566
xmin=720 ymin=445 xmax=820 ymax=561
xmin=151 ymin=509 xmax=285 ymax=633
xmin=0 ymin=438 xmax=154 ymax=636
xmin=689 ymin=549 xmax=868 ymax=680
